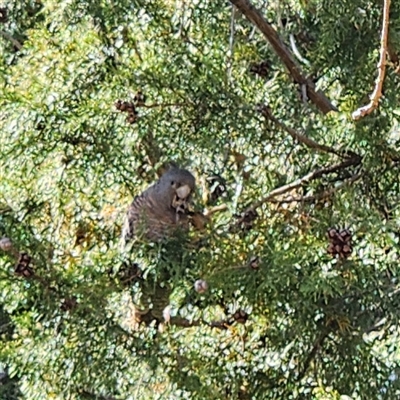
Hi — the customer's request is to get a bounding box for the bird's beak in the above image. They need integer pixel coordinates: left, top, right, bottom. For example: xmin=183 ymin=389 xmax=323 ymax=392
xmin=176 ymin=184 xmax=191 ymax=199
xmin=172 ymin=185 xmax=192 ymax=214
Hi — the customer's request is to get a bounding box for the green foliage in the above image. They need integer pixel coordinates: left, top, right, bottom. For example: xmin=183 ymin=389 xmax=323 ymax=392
xmin=1 ymin=0 xmax=400 ymax=398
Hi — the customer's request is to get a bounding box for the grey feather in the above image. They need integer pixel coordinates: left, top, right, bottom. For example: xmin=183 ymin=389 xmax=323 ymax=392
xmin=122 ymin=167 xmax=195 ymax=243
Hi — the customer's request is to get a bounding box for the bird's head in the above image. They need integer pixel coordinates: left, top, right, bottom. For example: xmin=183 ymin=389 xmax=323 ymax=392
xmin=157 ymin=167 xmax=196 ymax=214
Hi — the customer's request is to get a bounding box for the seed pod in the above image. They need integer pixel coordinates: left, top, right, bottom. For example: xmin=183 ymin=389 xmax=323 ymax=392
xmin=327 ymin=243 xmax=336 ymax=255
xmin=326 ymin=228 xmax=338 ymax=240
xmin=0 ymin=237 xmax=13 ymax=252
xmin=116 ymin=262 xmax=142 ymax=285
xmin=189 ymin=211 xmax=209 ymax=231
xmin=134 ymin=90 xmax=146 ymax=106
xmin=15 ymin=253 xmax=34 ymax=277
xmin=342 ymin=244 xmax=351 ymax=253
xmin=233 ymin=309 xmax=249 ymax=324
xmin=194 ymin=279 xmax=208 ymax=294
xmin=127 ymin=114 xmax=137 ymax=124
xmin=61 ymin=297 xmax=78 ymax=312
xmin=248 ymin=256 xmax=260 ymax=270
xmin=339 ymin=229 xmax=352 ymax=242
xmin=326 ymin=227 xmax=353 ymax=258
xmin=341 ymin=244 xmax=353 ymax=258
xmin=0 ymin=7 xmax=7 ymax=23
xmin=119 ymin=101 xmax=129 ymax=112
xmin=206 ymin=174 xmax=227 ymax=203
xmin=249 ymin=61 xmax=270 ymax=78
xmin=126 ymin=103 xmax=136 ymax=113
xmin=236 ymin=209 xmax=258 ymax=232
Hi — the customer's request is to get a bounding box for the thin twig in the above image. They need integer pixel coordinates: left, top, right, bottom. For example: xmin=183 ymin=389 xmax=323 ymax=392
xmin=204 ymin=204 xmax=228 ymax=217
xmin=0 ymin=30 xmax=22 ymax=50
xmin=142 ymin=102 xmax=186 ymax=109
xmin=0 ymin=7 xmax=8 ymax=23
xmin=352 ymin=0 xmax=391 ymax=120
xmin=297 ymin=330 xmax=330 ymax=381
xmin=131 ymin=40 xmax=143 ymax=62
xmin=258 ymin=104 xmax=345 ymax=157
xmin=269 ymin=173 xmax=363 ymax=203
xmin=229 ymin=0 xmax=337 ymax=114
xmin=387 ymin=43 xmax=399 ymax=74
xmin=248 ymin=0 xmax=267 ymax=40
xmin=289 ymin=34 xmax=310 ymax=66
xmin=169 ymin=316 xmax=230 ymax=330
xmin=233 ymin=156 xmax=362 ymax=226
xmin=140 ymin=129 xmax=165 ymax=177
xmin=227 ymin=5 xmax=236 ymax=82
xmin=169 ymin=317 xmax=201 ymax=327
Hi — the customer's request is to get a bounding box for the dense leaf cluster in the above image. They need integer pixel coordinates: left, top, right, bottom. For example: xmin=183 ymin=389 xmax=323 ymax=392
xmin=1 ymin=0 xmax=400 ymax=399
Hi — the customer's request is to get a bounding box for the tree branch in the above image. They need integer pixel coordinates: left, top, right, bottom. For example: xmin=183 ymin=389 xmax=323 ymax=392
xmin=227 ymin=5 xmax=236 ymax=82
xmin=352 ymin=0 xmax=391 ymax=120
xmin=169 ymin=316 xmax=230 ymax=330
xmin=0 ymin=30 xmax=22 ymax=50
xmin=233 ymin=156 xmax=362 ymax=226
xmin=229 ymin=0 xmax=337 ymax=114
xmin=204 ymin=204 xmax=228 ymax=217
xmin=142 ymin=102 xmax=186 ymax=109
xmin=269 ymin=172 xmax=363 ymax=204
xmin=387 ymin=43 xmax=399 ymax=74
xmin=297 ymin=330 xmax=330 ymax=381
xmin=258 ymin=104 xmax=345 ymax=157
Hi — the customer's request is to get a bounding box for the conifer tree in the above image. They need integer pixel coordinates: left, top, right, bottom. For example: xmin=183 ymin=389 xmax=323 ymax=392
xmin=1 ymin=0 xmax=400 ymax=398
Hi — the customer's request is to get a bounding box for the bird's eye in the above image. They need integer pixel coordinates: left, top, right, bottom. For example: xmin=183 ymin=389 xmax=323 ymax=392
xmin=171 ymin=180 xmax=175 ymax=186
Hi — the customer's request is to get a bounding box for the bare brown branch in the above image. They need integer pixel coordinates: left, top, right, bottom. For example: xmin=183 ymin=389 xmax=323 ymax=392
xmin=0 ymin=30 xmax=22 ymax=50
xmin=269 ymin=173 xmax=363 ymax=204
xmin=258 ymin=105 xmax=344 ymax=157
xmin=229 ymin=0 xmax=337 ymax=114
xmin=204 ymin=204 xmax=228 ymax=217
xmin=139 ymin=130 xmax=165 ymax=177
xmin=142 ymin=102 xmax=186 ymax=109
xmin=352 ymin=0 xmax=391 ymax=120
xmin=387 ymin=43 xmax=399 ymax=73
xmin=297 ymin=330 xmax=330 ymax=381
xmin=0 ymin=7 xmax=7 ymax=23
xmin=169 ymin=317 xmax=230 ymax=330
xmin=169 ymin=317 xmax=202 ymax=327
xmin=233 ymin=156 xmax=362 ymax=226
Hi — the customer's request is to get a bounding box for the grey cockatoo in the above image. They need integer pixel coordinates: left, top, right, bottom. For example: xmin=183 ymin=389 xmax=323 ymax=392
xmin=121 ymin=166 xmax=196 ymax=325
xmin=122 ymin=167 xmax=196 ymax=243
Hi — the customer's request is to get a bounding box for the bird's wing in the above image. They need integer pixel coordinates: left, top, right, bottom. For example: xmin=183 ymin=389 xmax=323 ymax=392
xmin=122 ymin=186 xmax=177 ymax=243
xmin=122 ymin=189 xmax=150 ymax=242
